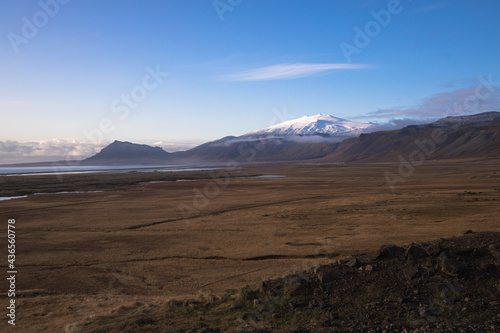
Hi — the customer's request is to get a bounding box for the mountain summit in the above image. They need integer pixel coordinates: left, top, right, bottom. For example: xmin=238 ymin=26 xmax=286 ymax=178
xmin=176 ymin=114 xmax=374 ymax=162
xmin=244 ymin=113 xmax=373 ymax=138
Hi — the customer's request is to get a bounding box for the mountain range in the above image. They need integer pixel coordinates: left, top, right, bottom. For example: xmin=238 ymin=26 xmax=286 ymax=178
xmin=81 ymin=114 xmax=372 ymax=164
xmin=4 ymin=112 xmax=497 ymax=167
xmin=76 ymin=111 xmax=500 ymax=165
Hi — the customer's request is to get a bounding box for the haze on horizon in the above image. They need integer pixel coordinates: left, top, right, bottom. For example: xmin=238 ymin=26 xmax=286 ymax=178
xmin=1 ymin=0 xmax=500 ymax=164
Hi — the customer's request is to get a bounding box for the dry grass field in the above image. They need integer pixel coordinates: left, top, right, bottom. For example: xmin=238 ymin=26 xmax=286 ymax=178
xmin=0 ymin=160 xmax=499 ymax=332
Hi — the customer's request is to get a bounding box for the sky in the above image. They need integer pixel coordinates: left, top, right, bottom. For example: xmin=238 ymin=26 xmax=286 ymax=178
xmin=1 ymin=0 xmax=500 ymax=163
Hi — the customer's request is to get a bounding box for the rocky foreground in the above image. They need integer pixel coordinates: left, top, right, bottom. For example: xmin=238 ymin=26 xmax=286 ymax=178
xmin=82 ymin=231 xmax=500 ymax=332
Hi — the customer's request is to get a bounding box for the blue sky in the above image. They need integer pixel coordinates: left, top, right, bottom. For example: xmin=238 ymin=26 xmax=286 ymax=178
xmin=1 ymin=0 xmax=500 ymax=162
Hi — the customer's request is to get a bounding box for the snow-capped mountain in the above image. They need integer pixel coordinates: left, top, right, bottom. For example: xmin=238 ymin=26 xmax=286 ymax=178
xmin=243 ymin=114 xmax=373 ymax=138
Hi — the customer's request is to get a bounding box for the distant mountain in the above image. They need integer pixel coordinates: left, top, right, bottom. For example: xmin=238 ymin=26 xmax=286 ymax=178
xmin=82 ymin=140 xmax=172 ymax=165
xmin=173 ymin=114 xmax=372 ymax=162
xmin=243 ymin=114 xmax=373 ymax=139
xmin=321 ymin=111 xmax=500 ymax=162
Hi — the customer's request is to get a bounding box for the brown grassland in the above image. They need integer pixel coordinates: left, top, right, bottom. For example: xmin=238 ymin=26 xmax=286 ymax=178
xmin=0 ymin=160 xmax=499 ymax=332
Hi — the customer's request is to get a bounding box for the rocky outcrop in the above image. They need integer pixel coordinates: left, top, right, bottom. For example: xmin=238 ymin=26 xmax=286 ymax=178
xmin=81 ymin=231 xmax=500 ymax=332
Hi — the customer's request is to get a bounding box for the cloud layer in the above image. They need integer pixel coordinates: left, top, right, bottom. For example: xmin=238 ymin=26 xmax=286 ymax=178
xmin=0 ymin=140 xmax=106 ymax=164
xmin=0 ymin=139 xmax=203 ymax=165
xmin=223 ymin=63 xmax=372 ymax=81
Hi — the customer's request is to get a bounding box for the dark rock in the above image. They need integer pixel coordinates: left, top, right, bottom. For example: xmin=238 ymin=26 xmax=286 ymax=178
xmin=424 ymin=242 xmax=441 ymax=256
xmin=329 ymin=311 xmax=339 ymax=320
xmin=314 ymin=265 xmax=337 ymax=284
xmin=419 ymin=306 xmax=431 ymax=317
xmin=441 ymin=259 xmax=466 ymax=276
xmin=371 ymin=245 xmax=405 ymax=260
xmin=403 ymin=266 xmax=419 ymax=280
xmin=455 ymin=249 xmax=475 ymax=256
xmin=201 ymin=328 xmax=220 ymax=333
xmin=431 ymin=283 xmax=449 ymax=294
xmin=406 ymin=244 xmax=428 ymax=260
xmin=283 ymin=277 xmax=310 ymax=297
xmin=462 ymin=230 xmax=473 ymax=235
xmin=241 ymin=289 xmax=259 ymax=300
xmin=481 ymin=263 xmax=495 ymax=271
xmin=489 ymin=248 xmax=500 ymax=261
xmin=438 ymin=251 xmax=449 ymax=262
xmin=345 ymin=257 xmax=359 ymax=268
xmin=260 ymin=280 xmax=282 ymax=297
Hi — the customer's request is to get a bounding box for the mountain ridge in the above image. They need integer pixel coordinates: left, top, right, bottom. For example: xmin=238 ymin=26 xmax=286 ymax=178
xmin=3 ymin=112 xmax=499 ymax=167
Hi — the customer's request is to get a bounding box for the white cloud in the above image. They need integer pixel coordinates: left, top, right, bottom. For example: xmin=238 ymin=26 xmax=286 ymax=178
xmin=222 ymin=63 xmax=373 ymax=81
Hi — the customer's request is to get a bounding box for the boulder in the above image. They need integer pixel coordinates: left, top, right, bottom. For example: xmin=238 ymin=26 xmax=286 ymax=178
xmin=424 ymin=242 xmax=441 ymax=256
xmin=405 ymin=244 xmax=428 ymax=260
xmin=371 ymin=245 xmax=404 ymax=260
xmin=344 ymin=257 xmax=359 ymax=268
xmin=314 ymin=265 xmax=337 ymax=284
xmin=283 ymin=277 xmax=310 ymax=297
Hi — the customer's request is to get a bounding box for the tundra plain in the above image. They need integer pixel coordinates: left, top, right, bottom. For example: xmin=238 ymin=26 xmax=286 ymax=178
xmin=1 ymin=160 xmax=499 ymax=332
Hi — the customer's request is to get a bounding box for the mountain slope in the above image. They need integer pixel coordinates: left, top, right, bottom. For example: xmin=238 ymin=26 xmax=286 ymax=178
xmin=321 ymin=111 xmax=500 ymax=162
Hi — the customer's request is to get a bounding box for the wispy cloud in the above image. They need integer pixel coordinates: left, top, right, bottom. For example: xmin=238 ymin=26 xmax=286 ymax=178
xmin=222 ymin=63 xmax=373 ymax=81
xmin=366 ymin=84 xmax=500 ymax=120
xmin=411 ymin=3 xmax=447 ymax=14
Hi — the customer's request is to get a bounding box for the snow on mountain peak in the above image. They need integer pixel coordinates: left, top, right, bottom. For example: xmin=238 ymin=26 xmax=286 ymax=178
xmin=244 ymin=113 xmax=373 ymax=137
